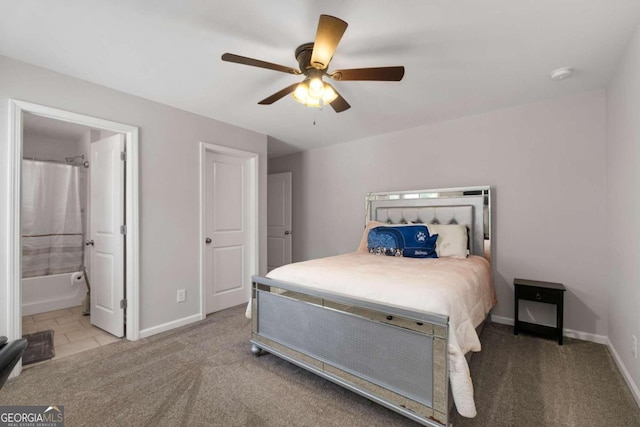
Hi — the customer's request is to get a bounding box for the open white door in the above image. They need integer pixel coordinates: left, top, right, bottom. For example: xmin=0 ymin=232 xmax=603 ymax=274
xmin=204 ymin=151 xmax=251 ymax=314
xmin=89 ymin=134 xmax=125 ymax=337
xmin=267 ymin=172 xmax=292 ymax=272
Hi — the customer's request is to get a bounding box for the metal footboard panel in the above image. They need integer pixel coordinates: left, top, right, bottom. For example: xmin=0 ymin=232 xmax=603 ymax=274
xmin=251 ymin=276 xmax=450 ymax=427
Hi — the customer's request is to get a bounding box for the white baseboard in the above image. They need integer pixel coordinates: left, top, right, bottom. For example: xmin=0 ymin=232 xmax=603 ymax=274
xmin=564 ymin=328 xmax=608 ymax=345
xmin=138 ymin=313 xmax=202 ymax=339
xmin=490 ymin=315 xmax=515 ymax=326
xmin=607 ymin=338 xmax=640 ymax=407
xmin=490 ymin=315 xmax=608 ymax=345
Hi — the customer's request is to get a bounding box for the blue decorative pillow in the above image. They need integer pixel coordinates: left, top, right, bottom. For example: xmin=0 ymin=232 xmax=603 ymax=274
xmin=368 ymin=225 xmax=438 ymax=258
xmin=403 ymin=234 xmax=438 ymax=258
xmin=368 ymin=227 xmax=405 ymax=256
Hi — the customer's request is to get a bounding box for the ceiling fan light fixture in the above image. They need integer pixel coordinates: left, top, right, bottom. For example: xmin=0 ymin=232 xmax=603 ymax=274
xmin=292 ymin=81 xmax=310 ymax=103
xmin=292 ymin=78 xmax=336 ymax=108
xmin=309 ymin=77 xmax=325 ymax=98
xmin=222 ymin=14 xmax=404 ymax=113
xmin=306 ymin=97 xmax=321 ymax=107
xmin=322 ymin=84 xmax=338 ymax=104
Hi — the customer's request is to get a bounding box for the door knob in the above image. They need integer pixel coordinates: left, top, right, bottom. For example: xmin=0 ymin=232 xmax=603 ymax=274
xmin=85 ymin=240 xmax=94 ymax=246
xmin=284 ymin=231 xmax=291 ymax=235
xmin=205 ymin=238 xmax=212 ymax=244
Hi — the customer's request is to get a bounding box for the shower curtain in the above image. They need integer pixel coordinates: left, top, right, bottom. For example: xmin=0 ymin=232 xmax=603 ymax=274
xmin=22 ymin=160 xmax=83 ymax=278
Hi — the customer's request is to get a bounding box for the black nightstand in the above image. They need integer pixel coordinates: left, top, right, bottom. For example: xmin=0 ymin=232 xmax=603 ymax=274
xmin=514 ymin=278 xmax=566 ymax=345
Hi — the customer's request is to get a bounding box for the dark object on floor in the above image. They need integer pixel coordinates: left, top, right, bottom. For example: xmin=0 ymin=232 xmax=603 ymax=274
xmin=22 ymin=330 xmax=55 ymax=365
xmin=0 ymin=336 xmax=28 ymax=389
xmin=82 ymin=266 xmax=91 ymax=316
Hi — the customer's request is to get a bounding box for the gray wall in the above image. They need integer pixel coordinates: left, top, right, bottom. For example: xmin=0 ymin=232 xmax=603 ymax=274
xmin=22 ymin=132 xmax=85 ymax=162
xmin=269 ymin=90 xmax=608 ymax=337
xmin=607 ymin=20 xmax=640 ymax=397
xmin=0 ymin=55 xmax=268 ymax=335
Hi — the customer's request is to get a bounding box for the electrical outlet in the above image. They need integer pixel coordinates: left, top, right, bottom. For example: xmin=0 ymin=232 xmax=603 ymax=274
xmin=632 ymin=335 xmax=638 ymax=359
xmin=177 ymin=289 xmax=186 ymax=303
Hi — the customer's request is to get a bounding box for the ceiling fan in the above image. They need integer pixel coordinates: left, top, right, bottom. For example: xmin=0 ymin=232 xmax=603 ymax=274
xmin=221 ymin=14 xmax=405 ymax=113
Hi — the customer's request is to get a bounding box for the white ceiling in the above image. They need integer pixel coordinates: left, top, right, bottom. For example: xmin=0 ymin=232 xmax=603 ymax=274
xmin=2 ymin=1 xmax=639 ymax=157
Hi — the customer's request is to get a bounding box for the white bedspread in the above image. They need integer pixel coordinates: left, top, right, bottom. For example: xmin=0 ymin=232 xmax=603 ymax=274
xmin=256 ymin=252 xmax=496 ymax=418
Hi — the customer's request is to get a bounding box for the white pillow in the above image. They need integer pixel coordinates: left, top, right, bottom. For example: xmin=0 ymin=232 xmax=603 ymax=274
xmin=427 ymin=224 xmax=468 ymax=258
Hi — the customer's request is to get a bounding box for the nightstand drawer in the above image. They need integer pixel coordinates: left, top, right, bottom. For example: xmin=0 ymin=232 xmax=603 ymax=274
xmin=517 ymin=286 xmax=562 ymax=304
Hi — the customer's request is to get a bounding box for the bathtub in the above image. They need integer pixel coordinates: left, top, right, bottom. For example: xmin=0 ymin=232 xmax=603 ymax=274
xmin=22 ymin=272 xmax=86 ymax=316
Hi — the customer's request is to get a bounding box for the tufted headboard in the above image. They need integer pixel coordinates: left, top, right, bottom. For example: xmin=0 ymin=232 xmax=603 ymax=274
xmin=366 ymin=186 xmax=491 ymax=259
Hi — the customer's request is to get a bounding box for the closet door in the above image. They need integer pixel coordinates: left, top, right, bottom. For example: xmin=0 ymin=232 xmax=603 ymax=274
xmin=204 ymin=151 xmax=251 ymax=314
xmin=267 ymin=172 xmax=292 ymax=272
xmin=89 ymin=134 xmax=125 ymax=337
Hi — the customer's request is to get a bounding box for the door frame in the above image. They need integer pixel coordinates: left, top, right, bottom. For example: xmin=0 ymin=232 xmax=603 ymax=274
xmin=199 ymin=141 xmax=259 ymax=319
xmin=6 ymin=100 xmax=140 ymax=363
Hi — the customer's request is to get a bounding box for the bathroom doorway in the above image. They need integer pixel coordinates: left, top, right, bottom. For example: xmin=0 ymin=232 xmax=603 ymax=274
xmin=21 ymin=114 xmax=122 ymax=364
xmin=7 ymin=100 xmax=140 ymax=376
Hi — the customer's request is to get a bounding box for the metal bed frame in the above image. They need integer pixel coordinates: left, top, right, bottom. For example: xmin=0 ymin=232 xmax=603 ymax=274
xmin=250 ymin=186 xmax=492 ymax=427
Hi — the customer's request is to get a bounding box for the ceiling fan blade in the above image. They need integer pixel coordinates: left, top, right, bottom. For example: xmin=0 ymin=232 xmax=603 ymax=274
xmin=327 ymin=85 xmax=351 ymax=113
xmin=258 ymin=83 xmax=300 ymax=105
xmin=221 ymin=53 xmax=300 ymax=75
xmin=310 ymin=15 xmax=348 ymax=70
xmin=330 ymin=66 xmax=405 ymax=81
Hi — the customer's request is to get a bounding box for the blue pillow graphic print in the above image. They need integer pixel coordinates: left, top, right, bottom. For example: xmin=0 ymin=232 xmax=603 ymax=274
xmin=403 ymin=233 xmax=438 ymax=258
xmin=390 ymin=225 xmax=429 ymax=246
xmin=368 ymin=225 xmax=438 ymax=258
xmin=415 ymin=229 xmax=428 ymax=244
xmin=367 ymin=227 xmax=404 ymax=256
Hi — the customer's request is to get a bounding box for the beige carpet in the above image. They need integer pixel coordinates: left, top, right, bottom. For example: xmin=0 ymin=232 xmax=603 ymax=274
xmin=2 ymin=305 xmax=639 ymax=426
xmin=451 ymin=322 xmax=640 ymax=426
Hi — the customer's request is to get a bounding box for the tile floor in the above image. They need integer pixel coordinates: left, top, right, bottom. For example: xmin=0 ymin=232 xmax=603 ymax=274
xmin=22 ymin=306 xmax=121 ymax=367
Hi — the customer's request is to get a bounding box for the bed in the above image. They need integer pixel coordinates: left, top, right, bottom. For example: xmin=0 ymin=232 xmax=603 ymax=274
xmin=249 ymin=186 xmax=495 ymax=426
